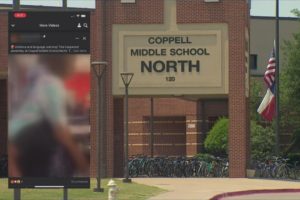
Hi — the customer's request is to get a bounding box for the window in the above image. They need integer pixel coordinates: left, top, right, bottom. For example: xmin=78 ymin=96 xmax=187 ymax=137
xmin=20 ymin=0 xmax=62 ymax=7
xmin=68 ymin=0 xmax=95 ymax=9
xmin=121 ymin=0 xmax=135 ymax=3
xmin=0 ymin=0 xmax=13 ymax=4
xmin=207 ymin=116 xmax=219 ymax=131
xmin=204 ymin=0 xmax=220 ymax=2
xmin=250 ymin=54 xmax=258 ymax=70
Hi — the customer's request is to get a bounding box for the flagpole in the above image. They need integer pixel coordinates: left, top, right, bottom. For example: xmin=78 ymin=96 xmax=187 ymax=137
xmin=275 ymin=0 xmax=280 ymax=155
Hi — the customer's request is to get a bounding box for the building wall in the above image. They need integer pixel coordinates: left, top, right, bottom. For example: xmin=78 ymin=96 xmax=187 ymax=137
xmin=176 ymin=0 xmax=250 ymax=178
xmin=108 ymin=0 xmax=249 ymax=177
xmin=106 ymin=0 xmax=164 ymax=177
xmin=250 ymin=17 xmax=300 ymax=149
xmin=250 ymin=17 xmax=300 ymax=76
xmin=125 ymin=98 xmax=229 ymax=157
xmin=89 ymin=0 xmax=104 ymax=179
xmin=127 ymin=98 xmax=197 ymax=157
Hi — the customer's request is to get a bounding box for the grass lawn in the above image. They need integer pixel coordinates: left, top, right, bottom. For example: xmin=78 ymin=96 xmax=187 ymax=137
xmin=0 ymin=179 xmax=165 ymax=200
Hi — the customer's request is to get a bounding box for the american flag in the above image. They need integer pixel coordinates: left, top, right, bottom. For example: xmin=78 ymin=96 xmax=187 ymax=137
xmin=257 ymin=46 xmax=276 ymax=121
xmin=264 ymin=48 xmax=276 ymax=93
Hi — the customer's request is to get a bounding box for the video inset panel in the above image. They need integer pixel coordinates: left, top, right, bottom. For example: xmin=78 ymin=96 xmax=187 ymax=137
xmin=8 ymin=12 xmax=90 ymax=188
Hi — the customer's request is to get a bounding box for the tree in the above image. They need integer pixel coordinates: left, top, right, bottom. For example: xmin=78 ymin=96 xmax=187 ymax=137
xmin=286 ymin=128 xmax=300 ymax=153
xmin=291 ymin=9 xmax=300 ymax=17
xmin=249 ymin=78 xmax=264 ymax=122
xmin=279 ymin=9 xmax=300 ymax=152
xmin=280 ymin=11 xmax=300 ymax=131
xmin=251 ymin=121 xmax=275 ymax=160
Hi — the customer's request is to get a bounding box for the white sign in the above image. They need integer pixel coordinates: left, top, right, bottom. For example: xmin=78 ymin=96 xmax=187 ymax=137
xmin=113 ymin=23 xmax=228 ymax=96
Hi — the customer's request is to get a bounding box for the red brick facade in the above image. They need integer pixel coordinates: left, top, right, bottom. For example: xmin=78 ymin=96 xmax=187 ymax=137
xmin=177 ymin=0 xmax=250 ymax=177
xmin=125 ymin=98 xmax=228 ymax=157
xmin=0 ymin=0 xmax=250 ymax=178
xmin=108 ymin=0 xmax=250 ymax=178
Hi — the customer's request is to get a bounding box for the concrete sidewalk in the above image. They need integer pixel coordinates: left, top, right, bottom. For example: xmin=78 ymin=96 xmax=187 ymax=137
xmin=132 ymin=178 xmax=300 ymax=200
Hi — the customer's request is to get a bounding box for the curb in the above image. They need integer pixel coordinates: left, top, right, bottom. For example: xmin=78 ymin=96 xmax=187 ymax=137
xmin=210 ymin=189 xmax=300 ymax=200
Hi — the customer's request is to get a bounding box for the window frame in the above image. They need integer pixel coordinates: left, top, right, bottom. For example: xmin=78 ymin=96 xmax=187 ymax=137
xmin=250 ymin=54 xmax=258 ymax=70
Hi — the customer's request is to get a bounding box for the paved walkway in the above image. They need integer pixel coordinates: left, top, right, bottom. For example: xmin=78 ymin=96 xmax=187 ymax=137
xmin=132 ymin=178 xmax=300 ymax=200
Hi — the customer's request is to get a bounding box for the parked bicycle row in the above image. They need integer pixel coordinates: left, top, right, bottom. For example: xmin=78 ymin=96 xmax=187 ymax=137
xmin=254 ymin=156 xmax=300 ymax=180
xmin=128 ymin=155 xmax=229 ymax=178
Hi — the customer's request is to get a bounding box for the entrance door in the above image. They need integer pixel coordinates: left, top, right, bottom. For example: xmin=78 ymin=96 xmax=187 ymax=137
xmin=144 ymin=116 xmax=186 ymax=157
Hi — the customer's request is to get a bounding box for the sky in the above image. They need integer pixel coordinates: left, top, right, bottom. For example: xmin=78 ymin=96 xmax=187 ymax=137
xmin=251 ymin=0 xmax=300 ymax=17
xmin=0 ymin=0 xmax=300 ymax=17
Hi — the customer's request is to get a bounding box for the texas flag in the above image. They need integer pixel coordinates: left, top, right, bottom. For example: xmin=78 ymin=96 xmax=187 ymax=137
xmin=257 ymin=47 xmax=276 ymax=121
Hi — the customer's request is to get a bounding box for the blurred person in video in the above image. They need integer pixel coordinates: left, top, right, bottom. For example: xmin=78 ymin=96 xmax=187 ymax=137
xmin=8 ymin=55 xmax=89 ymax=178
xmin=8 ymin=55 xmax=39 ymax=115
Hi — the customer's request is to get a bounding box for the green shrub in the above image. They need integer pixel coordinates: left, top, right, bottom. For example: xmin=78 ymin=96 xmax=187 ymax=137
xmin=292 ymin=129 xmax=300 ymax=141
xmin=204 ymin=118 xmax=276 ymax=160
xmin=287 ymin=153 xmax=300 ymax=164
xmin=204 ymin=117 xmax=228 ymax=156
xmin=286 ymin=129 xmax=300 ymax=153
xmin=194 ymin=153 xmax=216 ymax=162
xmin=251 ymin=121 xmax=275 ymax=160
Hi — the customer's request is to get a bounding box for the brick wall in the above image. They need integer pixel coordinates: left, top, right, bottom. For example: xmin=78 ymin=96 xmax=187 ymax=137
xmin=0 ymin=13 xmax=8 ymax=73
xmin=104 ymin=0 xmax=164 ymax=177
xmin=124 ymin=99 xmax=229 ymax=160
xmin=177 ymin=0 xmax=250 ymax=177
xmin=89 ymin=0 xmax=103 ymax=178
xmin=109 ymin=0 xmax=249 ymax=177
xmin=129 ymin=116 xmax=187 ymax=156
xmin=127 ymin=98 xmax=198 ymax=156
